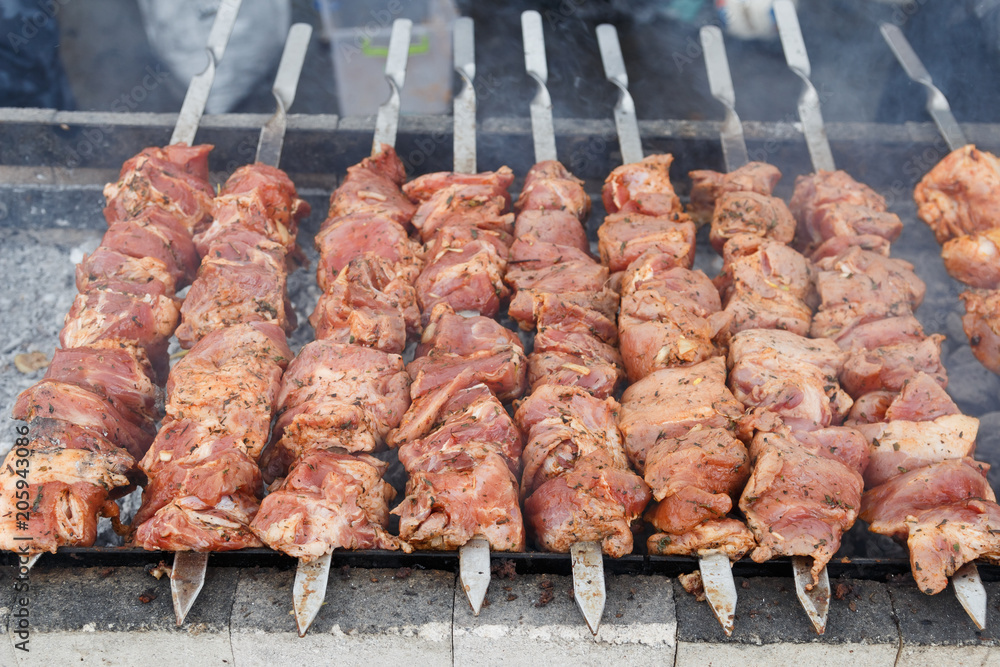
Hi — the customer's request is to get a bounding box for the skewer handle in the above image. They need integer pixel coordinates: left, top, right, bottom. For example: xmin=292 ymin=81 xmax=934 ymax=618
xmin=257 ymin=23 xmax=313 ymax=167
xmin=700 ymin=25 xmax=748 ymax=172
xmin=522 ymin=11 xmax=557 ymax=163
xmin=879 ymin=23 xmax=967 ymax=151
xmin=596 ymin=24 xmax=643 ymax=166
xmin=373 ymin=19 xmax=413 ymax=154
xmin=773 ymin=0 xmax=835 ymax=172
xmin=453 ymin=17 xmax=477 ymax=175
xmin=170 ymin=0 xmax=242 ymax=145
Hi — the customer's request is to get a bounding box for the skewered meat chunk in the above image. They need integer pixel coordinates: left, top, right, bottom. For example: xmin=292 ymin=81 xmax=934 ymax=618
xmin=714 ymin=234 xmax=815 ymax=341
xmin=859 ymin=414 xmax=979 ymax=488
xmin=789 ymin=170 xmax=887 ymax=250
xmin=914 ymin=144 xmax=1000 ymax=243
xmin=618 ymin=357 xmax=748 ymax=473
xmin=602 ymin=154 xmax=685 ymax=217
xmin=809 ymin=234 xmax=893 ymax=263
xmin=527 ymin=328 xmax=626 ymax=399
xmin=328 ymin=145 xmax=415 ymax=225
xmin=941 ymin=228 xmax=1000 ymax=288
xmin=687 ymin=161 xmax=782 ymax=224
xmin=316 ymin=212 xmax=424 ymax=289
xmin=515 ymin=160 xmax=591 ymax=220
xmin=741 ymin=426 xmax=867 ymax=585
xmin=840 ymin=334 xmax=947 ymax=397
xmin=252 ymin=450 xmax=408 ymax=560
xmin=508 ymin=287 xmax=619 ymax=333
xmin=100 ymin=209 xmax=201 ymax=287
xmin=709 ymin=191 xmax=797 ymax=254
xmin=861 ymin=459 xmax=1000 ymax=594
xmin=516 ymin=384 xmax=627 ymax=498
xmin=310 ymin=254 xmax=420 ymax=353
xmin=76 ymin=247 xmax=177 ymax=298
xmin=405 ymin=169 xmax=515 ymax=241
xmin=415 ymin=237 xmax=509 ymax=318
xmin=597 ymin=211 xmax=696 ymax=273
xmin=262 ymin=340 xmax=410 ymax=480
xmin=846 ymin=371 xmax=959 ymax=425
xmin=727 ymin=329 xmax=852 ymax=432
xmin=0 ymin=419 xmax=134 ymax=554
xmin=103 ymin=143 xmax=215 ymax=233
xmin=648 ymin=519 xmax=756 ymax=559
xmin=961 ymin=289 xmax=1000 ymax=375
xmin=405 ymin=168 xmax=515 ymax=208
xmin=513 ymin=209 xmax=591 ymax=255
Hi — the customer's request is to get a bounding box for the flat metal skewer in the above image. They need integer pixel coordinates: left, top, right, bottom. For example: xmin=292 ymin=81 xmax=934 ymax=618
xmin=522 ymin=10 xmax=606 ymax=634
xmin=878 ymin=23 xmax=986 ymax=631
xmin=773 ymin=0 xmax=834 ymax=173
xmin=172 ymin=21 xmax=312 ymax=628
xmin=170 ymin=0 xmax=242 ymax=146
xmin=695 ymin=24 xmax=747 ymax=636
xmin=772 ymin=1 xmax=835 ymax=634
xmin=596 ymin=23 xmax=644 ymax=166
xmin=879 ymin=23 xmax=967 ymax=152
xmin=292 ymin=18 xmax=412 ymax=637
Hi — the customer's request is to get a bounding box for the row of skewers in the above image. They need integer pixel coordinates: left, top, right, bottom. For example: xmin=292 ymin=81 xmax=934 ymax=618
xmin=2 ymin=1 xmax=999 ymax=640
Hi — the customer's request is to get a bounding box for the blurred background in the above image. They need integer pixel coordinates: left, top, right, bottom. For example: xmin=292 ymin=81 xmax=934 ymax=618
xmin=1 ymin=0 xmax=999 ymax=125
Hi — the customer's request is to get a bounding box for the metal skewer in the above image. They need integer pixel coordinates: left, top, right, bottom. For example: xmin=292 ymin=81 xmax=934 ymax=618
xmin=878 ymin=23 xmax=986 ymax=631
xmin=291 ymin=18 xmax=411 ymax=638
xmin=772 ymin=0 xmax=834 ymax=634
xmin=693 ymin=24 xmax=748 ymax=637
xmin=522 ymin=10 xmax=605 ymax=635
xmin=879 ymin=23 xmax=967 ymax=152
xmin=596 ymin=24 xmax=643 ymax=166
xmin=449 ymin=15 xmax=493 ymax=616
xmin=172 ymin=21 xmax=313 ymax=628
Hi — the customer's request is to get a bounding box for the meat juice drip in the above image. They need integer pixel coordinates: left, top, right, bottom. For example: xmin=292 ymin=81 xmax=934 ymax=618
xmin=0 ymin=145 xmax=216 ymax=555
xmin=250 ymin=146 xmax=418 ymax=559
xmin=681 ymin=163 xmax=871 ymax=585
xmin=508 ymin=160 xmax=649 ymax=558
xmin=130 ymin=162 xmax=310 ymax=552
xmin=382 ymin=164 xmax=528 ymax=554
xmin=794 ymin=168 xmax=1000 ymax=594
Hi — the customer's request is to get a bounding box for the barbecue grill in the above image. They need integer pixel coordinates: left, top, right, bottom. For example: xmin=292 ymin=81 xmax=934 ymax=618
xmin=3 ymin=2 xmax=1000 ymax=663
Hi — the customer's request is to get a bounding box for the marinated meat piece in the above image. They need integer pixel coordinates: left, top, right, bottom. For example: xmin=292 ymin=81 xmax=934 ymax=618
xmin=506 ymin=259 xmax=610 ymax=295
xmin=327 ymin=145 xmax=415 ymax=225
xmin=0 ymin=419 xmax=133 ymax=554
xmin=904 ymin=500 xmax=1000 ymax=595
xmin=508 ymin=287 xmax=619 ymax=332
xmin=833 ymin=314 xmax=926 ymax=350
xmin=515 ymin=160 xmax=590 ymax=220
xmin=788 ymin=426 xmax=871 ymax=479
xmin=526 ymin=349 xmax=625 ymax=399
xmin=264 ymin=340 xmax=409 ymax=478
xmin=961 ymin=289 xmax=1000 ymax=375
xmin=846 ymin=372 xmax=959 ymax=425
xmin=60 ymin=288 xmax=179 ymax=381
xmin=647 ymin=518 xmax=756 ymax=559
xmin=176 ymin=238 xmax=294 ymax=348
xmin=252 ymin=450 xmax=408 ymax=560
xmin=508 ymin=237 xmax=592 ymax=270
xmin=795 ymin=203 xmax=903 ymax=253
xmin=643 ymin=426 xmax=750 ymax=535
xmin=839 ymin=334 xmax=947 ymax=396
xmin=515 ymin=384 xmax=627 ymax=497
xmin=790 ymin=170 xmax=887 ymax=247
xmin=602 ymin=154 xmax=685 ymax=217
xmin=914 ymin=144 xmax=1000 ymax=243
xmin=741 ymin=428 xmax=865 ymax=585
xmin=408 ymin=174 xmax=515 ymax=242
xmin=77 ymin=247 xmax=176 ymax=298
xmin=618 ymin=357 xmax=748 ymax=472
xmin=727 ymin=329 xmax=852 ymax=431
xmin=14 ymin=380 xmax=156 ymax=460
xmin=687 ymin=161 xmax=782 ymax=224
xmin=859 ymin=413 xmax=980 ymax=487
xmin=524 ymin=462 xmax=650 ymax=557
xmin=513 ymin=209 xmax=590 ymax=254
xmin=414 ymin=239 xmax=509 ymax=318
xmin=597 ymin=211 xmax=696 ymax=273
xmin=310 ymin=254 xmax=420 ymax=353
xmin=43 ymin=345 xmax=160 ymax=430
xmin=809 ymin=234 xmax=892 ymax=262
xmin=941 ymin=229 xmax=1000 ymax=288
xmin=622 ymin=258 xmax=722 ymax=316
xmin=164 ymin=323 xmax=291 ymax=461
xmin=316 ymin=212 xmax=424 ymax=289
xmin=395 ymin=442 xmax=524 ymax=552
xmin=709 ymin=191 xmax=796 ymax=254
xmin=404 ymin=167 xmax=515 ymax=206
xmin=101 ymin=209 xmax=200 ymax=286
xmin=103 ymin=143 xmax=215 ymax=232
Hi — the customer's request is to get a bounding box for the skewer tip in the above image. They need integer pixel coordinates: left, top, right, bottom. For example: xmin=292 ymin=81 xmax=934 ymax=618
xmin=293 ymin=553 xmax=333 ymax=637
xmin=171 ymin=552 xmax=209 ymax=627
xmin=699 ymin=553 xmax=737 ymax=636
xmin=459 ymin=537 xmax=492 ymax=616
xmin=792 ymin=557 xmax=829 ymax=635
xmin=570 ymin=541 xmax=606 ymax=636
xmin=953 ymin=562 xmax=988 ymax=631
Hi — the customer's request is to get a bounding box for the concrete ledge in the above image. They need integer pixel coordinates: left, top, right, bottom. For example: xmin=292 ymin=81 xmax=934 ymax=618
xmin=230 ymin=567 xmax=455 ymax=666
xmin=453 ymin=572 xmax=675 ymax=666
xmin=673 ymin=576 xmax=899 ymax=666
xmin=890 ymin=580 xmax=1000 ymax=666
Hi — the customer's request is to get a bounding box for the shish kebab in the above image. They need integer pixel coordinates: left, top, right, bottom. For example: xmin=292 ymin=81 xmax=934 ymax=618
xmin=881 ymin=24 xmax=1000 ymax=377
xmin=247 ymin=19 xmax=416 ymax=637
xmin=776 ymin=2 xmax=992 ymax=629
xmin=129 ymin=24 xmax=313 ymax=625
xmin=0 ymin=0 xmax=242 ymax=569
xmin=593 ymin=23 xmax=748 ymax=635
